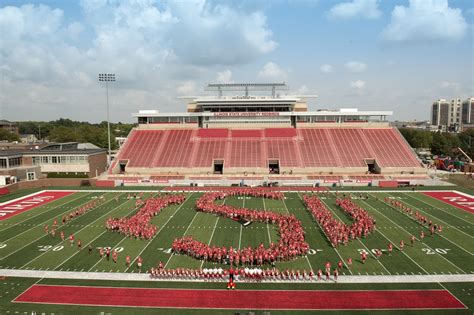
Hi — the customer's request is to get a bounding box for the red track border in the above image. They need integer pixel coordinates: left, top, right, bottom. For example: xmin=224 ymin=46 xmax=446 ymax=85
xmin=13 ymin=285 xmax=466 ymax=310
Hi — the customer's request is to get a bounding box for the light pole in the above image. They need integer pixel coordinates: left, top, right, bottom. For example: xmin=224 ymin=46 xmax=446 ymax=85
xmin=98 ymin=73 xmax=116 ymax=167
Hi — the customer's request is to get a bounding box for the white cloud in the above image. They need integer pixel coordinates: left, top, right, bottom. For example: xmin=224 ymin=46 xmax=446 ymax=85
xmin=216 ymin=69 xmax=233 ymax=83
xmin=350 ymin=80 xmax=366 ymax=89
xmin=382 ymin=0 xmax=467 ymax=42
xmin=177 ymin=81 xmax=196 ymax=95
xmin=167 ymin=1 xmax=277 ymax=65
xmin=297 ymin=85 xmax=309 ymax=93
xmin=258 ymin=62 xmax=287 ymax=80
xmin=320 ymin=64 xmax=333 ymax=73
xmin=0 ymin=1 xmax=278 ymax=121
xmin=328 ymin=0 xmax=381 ymax=19
xmin=440 ymin=81 xmax=460 ymax=89
xmin=345 ymin=61 xmax=367 ymax=73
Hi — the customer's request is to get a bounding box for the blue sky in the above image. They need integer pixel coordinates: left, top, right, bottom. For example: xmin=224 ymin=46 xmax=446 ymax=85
xmin=0 ymin=0 xmax=472 ymax=122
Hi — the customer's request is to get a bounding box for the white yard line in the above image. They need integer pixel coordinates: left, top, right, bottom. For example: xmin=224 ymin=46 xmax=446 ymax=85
xmin=0 ymin=190 xmax=47 ymax=206
xmin=0 ymin=192 xmax=95 ymax=240
xmin=285 ymin=193 xmax=314 ymax=272
xmin=2 ymin=268 xmax=472 ymax=283
xmin=0 ymin=193 xmax=107 ymax=260
xmin=412 ymin=193 xmax=472 ymax=225
xmin=262 ymin=197 xmax=272 ymax=245
xmin=238 ymin=225 xmax=243 ymax=250
xmin=125 ymin=193 xmax=194 ymax=272
xmin=164 ymin=211 xmax=199 ymax=269
xmin=367 ymin=193 xmax=466 ymax=274
xmin=319 ymin=196 xmax=391 ymax=275
xmin=296 ymin=192 xmax=352 ymax=274
xmin=358 ymin=199 xmax=430 ymax=275
xmin=22 ymin=195 xmax=126 ymax=269
xmin=381 ymin=193 xmax=473 ymax=255
xmin=200 ymin=216 xmax=219 ymax=269
xmin=398 ymin=193 xmax=473 ymax=239
xmin=53 ymin=196 xmax=138 ymax=270
xmin=0 ymin=191 xmax=75 ymax=232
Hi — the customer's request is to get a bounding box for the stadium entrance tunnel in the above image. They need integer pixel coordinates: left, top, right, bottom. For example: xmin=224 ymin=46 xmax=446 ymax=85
xmin=172 ymin=189 xmax=309 ymax=266
xmin=268 ymin=160 xmax=280 ymax=174
xmin=213 ymin=160 xmax=224 ymax=174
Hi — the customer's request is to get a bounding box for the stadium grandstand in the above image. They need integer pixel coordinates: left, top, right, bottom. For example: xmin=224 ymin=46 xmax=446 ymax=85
xmin=105 ymin=83 xmax=427 ymax=186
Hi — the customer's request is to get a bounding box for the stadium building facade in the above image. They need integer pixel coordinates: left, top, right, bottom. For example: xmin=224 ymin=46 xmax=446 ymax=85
xmin=107 ymin=83 xmax=426 ymax=186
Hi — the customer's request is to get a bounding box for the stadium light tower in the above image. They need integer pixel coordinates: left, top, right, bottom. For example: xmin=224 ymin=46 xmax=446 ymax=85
xmin=98 ymin=73 xmax=116 ymax=167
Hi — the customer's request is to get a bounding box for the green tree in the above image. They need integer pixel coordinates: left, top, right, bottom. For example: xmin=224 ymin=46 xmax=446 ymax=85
xmin=431 ymin=132 xmax=450 ymax=156
xmin=48 ymin=126 xmax=78 ymax=143
xmin=0 ymin=129 xmax=20 ymax=142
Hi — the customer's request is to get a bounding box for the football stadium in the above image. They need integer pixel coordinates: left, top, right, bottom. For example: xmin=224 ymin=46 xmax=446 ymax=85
xmin=0 ymin=83 xmax=473 ymax=314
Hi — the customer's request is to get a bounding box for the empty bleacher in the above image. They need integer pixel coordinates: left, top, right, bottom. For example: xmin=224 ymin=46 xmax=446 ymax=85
xmin=114 ymin=127 xmax=422 ymax=173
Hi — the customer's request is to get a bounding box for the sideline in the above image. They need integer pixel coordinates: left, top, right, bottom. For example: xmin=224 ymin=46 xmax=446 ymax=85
xmin=1 ymin=268 xmax=472 ymax=284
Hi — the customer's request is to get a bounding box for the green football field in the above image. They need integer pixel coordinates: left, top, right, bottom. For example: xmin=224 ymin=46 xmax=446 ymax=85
xmin=0 ymin=188 xmax=473 ymax=313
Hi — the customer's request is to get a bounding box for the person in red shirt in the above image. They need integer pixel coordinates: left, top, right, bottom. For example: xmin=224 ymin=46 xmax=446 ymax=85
xmin=375 ymin=249 xmax=382 ymax=259
xmin=69 ymin=234 xmax=74 ymax=247
xmin=99 ymin=247 xmax=104 ymax=258
xmin=361 ymin=251 xmax=367 ymax=264
xmin=325 ymin=261 xmax=331 ymax=274
xmin=347 ymin=257 xmax=352 ymax=269
xmin=337 ymin=260 xmax=343 ymax=271
xmin=317 ymin=269 xmax=322 ymax=281
xmin=126 ymin=255 xmax=131 ymax=267
xmin=137 ymin=256 xmax=143 ymax=272
xmin=113 ymin=250 xmax=118 ymax=263
xmin=388 ymin=243 xmax=393 ymax=255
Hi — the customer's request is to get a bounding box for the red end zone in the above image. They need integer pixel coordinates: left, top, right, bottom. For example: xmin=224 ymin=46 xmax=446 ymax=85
xmin=13 ymin=285 xmax=466 ymax=310
xmin=423 ymin=191 xmax=474 ymax=214
xmin=0 ymin=191 xmax=73 ymax=220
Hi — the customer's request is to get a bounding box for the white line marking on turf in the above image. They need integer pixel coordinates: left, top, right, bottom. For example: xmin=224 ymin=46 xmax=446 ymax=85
xmin=0 ymin=193 xmax=108 ymax=261
xmin=21 ymin=195 xmax=127 ymax=269
xmin=437 ymin=282 xmax=469 ymax=309
xmin=358 ymin=199 xmax=429 ymax=274
xmin=319 ymin=196 xmax=391 ymax=275
xmin=263 ymin=197 xmax=272 ymax=246
xmin=0 ymin=191 xmax=78 ymax=233
xmin=126 ymin=193 xmax=194 ymax=272
xmin=369 ymin=193 xmax=466 ymax=274
xmin=288 ymin=193 xmax=314 ymax=272
xmin=0 ymin=192 xmax=94 ymax=242
xmin=164 ymin=210 xmax=199 ymax=269
xmin=413 ymin=193 xmax=473 ymax=225
xmin=200 ymin=216 xmax=220 ymax=269
xmin=401 ymin=193 xmax=473 ymax=239
xmin=383 ymin=193 xmax=473 ymax=255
